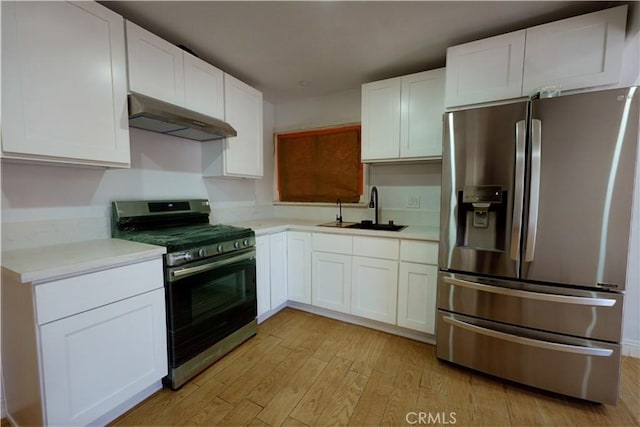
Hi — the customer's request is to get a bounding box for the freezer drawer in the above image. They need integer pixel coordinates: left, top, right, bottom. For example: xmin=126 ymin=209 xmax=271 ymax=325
xmin=436 ymin=311 xmax=621 ymax=404
xmin=437 ymin=272 xmax=623 ymax=342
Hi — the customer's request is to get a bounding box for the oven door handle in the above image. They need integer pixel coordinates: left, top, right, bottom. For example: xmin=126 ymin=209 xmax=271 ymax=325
xmin=169 ymin=249 xmax=255 ymax=281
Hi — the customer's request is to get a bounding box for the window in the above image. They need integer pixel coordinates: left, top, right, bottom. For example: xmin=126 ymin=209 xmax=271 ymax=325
xmin=276 ymin=125 xmax=363 ymax=203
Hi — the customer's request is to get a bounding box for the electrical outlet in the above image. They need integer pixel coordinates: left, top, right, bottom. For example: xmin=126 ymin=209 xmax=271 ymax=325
xmin=407 ymin=195 xmax=420 ymax=209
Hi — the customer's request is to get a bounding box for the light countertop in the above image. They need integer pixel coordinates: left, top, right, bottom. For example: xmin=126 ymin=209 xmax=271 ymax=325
xmin=230 ymin=218 xmax=440 ymax=242
xmin=1 ymin=239 xmax=166 ymax=284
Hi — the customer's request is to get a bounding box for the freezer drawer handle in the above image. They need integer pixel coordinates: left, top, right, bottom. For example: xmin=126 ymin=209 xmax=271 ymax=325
xmin=443 ymin=315 xmax=614 ymax=357
xmin=443 ymin=277 xmax=616 ymax=307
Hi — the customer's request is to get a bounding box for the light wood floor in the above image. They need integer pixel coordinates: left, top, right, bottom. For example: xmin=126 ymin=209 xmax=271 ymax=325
xmin=110 ymin=308 xmax=640 ymax=426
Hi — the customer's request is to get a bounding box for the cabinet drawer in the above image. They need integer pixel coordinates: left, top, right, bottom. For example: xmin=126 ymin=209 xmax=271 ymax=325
xmin=400 ymin=240 xmax=438 ymax=264
xmin=35 ymin=259 xmax=163 ymax=325
xmin=353 ymin=236 xmax=399 ymax=260
xmin=312 ymin=233 xmax=353 ymax=255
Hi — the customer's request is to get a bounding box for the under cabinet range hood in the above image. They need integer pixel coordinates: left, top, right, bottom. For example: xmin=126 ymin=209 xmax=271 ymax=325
xmin=127 ymin=94 xmax=237 ymax=142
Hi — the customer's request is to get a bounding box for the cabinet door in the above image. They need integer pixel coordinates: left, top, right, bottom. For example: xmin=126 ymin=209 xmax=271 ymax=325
xmin=351 ymin=256 xmax=398 ymax=324
xmin=255 ymin=235 xmax=271 ymax=319
xmin=361 ymin=77 xmax=402 ymax=160
xmin=1 ymin=1 xmax=130 ymax=167
xmin=287 ymin=232 xmax=312 ymax=304
xmin=125 ymin=20 xmax=185 ymax=106
xmin=223 ymin=73 xmax=264 ymax=177
xmin=184 ymin=53 xmax=225 ymax=119
xmin=312 ymin=252 xmax=352 ymax=314
xmin=397 ymin=262 xmax=437 ymax=333
xmin=270 ymin=233 xmax=288 ymax=309
xmin=39 ymin=289 xmax=167 ymax=426
xmin=445 ymin=30 xmax=526 ymax=107
xmin=400 ymin=69 xmax=445 ymax=158
xmin=522 ymin=5 xmax=627 ymax=95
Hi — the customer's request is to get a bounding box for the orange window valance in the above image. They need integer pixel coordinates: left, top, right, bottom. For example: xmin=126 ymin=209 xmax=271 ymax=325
xmin=276 ymin=125 xmax=362 ymax=203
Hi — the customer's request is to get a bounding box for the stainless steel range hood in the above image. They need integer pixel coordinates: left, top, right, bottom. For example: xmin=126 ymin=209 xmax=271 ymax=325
xmin=128 ymin=94 xmax=237 ymax=141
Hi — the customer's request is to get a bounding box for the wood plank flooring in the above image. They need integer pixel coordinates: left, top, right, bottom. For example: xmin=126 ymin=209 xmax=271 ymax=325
xmin=110 ymin=308 xmax=640 ymax=426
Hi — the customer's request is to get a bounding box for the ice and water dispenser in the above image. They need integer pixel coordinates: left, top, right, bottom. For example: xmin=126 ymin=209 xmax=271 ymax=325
xmin=457 ymin=185 xmax=507 ymax=251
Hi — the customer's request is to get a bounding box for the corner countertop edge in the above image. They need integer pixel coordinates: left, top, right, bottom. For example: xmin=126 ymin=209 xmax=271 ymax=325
xmin=1 ymin=239 xmax=166 ymax=284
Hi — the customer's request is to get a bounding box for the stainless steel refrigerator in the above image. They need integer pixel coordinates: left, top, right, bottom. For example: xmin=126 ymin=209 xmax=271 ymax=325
xmin=437 ymin=86 xmax=639 ymax=404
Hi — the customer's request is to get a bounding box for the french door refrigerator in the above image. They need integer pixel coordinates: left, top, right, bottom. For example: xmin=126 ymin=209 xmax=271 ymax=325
xmin=437 ymin=86 xmax=639 ymax=404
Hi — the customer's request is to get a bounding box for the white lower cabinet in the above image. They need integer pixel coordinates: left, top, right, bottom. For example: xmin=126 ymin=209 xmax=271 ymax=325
xmin=256 ymin=231 xmax=312 ymax=320
xmin=258 ymin=230 xmax=438 ymax=337
xmin=287 ymin=232 xmax=312 ymax=304
xmin=1 ymin=257 xmax=167 ymax=426
xmin=255 ymin=235 xmax=271 ymax=319
xmin=397 ymin=240 xmax=439 ymax=334
xmin=351 ymin=256 xmax=398 ymax=324
xmin=397 ymin=263 xmax=438 ymax=334
xmin=269 ymin=232 xmax=288 ymax=309
xmin=312 ymin=251 xmax=352 ymax=314
xmin=40 ymin=289 xmax=166 ymax=426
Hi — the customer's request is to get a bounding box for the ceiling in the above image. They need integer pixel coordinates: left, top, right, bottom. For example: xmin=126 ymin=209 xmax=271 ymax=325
xmin=100 ymin=1 xmax=625 ymax=104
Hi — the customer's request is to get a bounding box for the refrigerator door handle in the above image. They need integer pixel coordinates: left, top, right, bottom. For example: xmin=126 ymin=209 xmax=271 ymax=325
xmin=510 ymin=120 xmax=527 ymax=261
xmin=525 ymin=119 xmax=542 ymax=262
xmin=443 ymin=276 xmax=617 ymax=306
xmin=442 ymin=315 xmax=614 ymax=357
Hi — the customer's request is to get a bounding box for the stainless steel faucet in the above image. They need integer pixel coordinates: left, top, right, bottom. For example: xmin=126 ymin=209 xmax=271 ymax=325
xmin=369 ymin=187 xmax=379 ymax=224
xmin=336 ymin=198 xmax=343 ymax=223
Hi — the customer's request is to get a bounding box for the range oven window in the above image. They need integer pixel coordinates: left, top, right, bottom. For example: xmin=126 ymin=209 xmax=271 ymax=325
xmin=166 ymin=248 xmax=256 ymax=367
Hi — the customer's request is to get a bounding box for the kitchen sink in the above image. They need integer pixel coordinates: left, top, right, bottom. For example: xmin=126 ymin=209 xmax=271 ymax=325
xmin=317 ymin=220 xmax=406 ymax=231
xmin=317 ymin=221 xmax=358 ymax=228
xmin=346 ymin=220 xmax=406 ymax=232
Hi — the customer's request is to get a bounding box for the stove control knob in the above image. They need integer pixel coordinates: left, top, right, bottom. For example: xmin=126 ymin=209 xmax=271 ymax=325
xmin=234 ymin=241 xmax=241 ymax=248
xmin=243 ymin=239 xmax=249 ymax=246
xmin=198 ymin=249 xmax=206 ymax=258
xmin=217 ymin=244 xmax=224 ymax=253
xmin=183 ymin=252 xmax=193 ymax=261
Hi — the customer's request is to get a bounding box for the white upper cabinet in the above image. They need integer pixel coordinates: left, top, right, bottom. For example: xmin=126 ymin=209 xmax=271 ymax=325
xmin=361 ymin=68 xmax=445 ymax=162
xmin=361 ymin=77 xmax=402 ymax=160
xmin=125 ymin=21 xmax=224 ymax=118
xmin=445 ymin=5 xmax=627 ymax=108
xmin=1 ymin=1 xmax=130 ymax=167
xmin=222 ymin=73 xmax=264 ymax=177
xmin=445 ymin=30 xmax=526 ymax=108
xmin=522 ymin=5 xmax=627 ymax=95
xmin=125 ymin=20 xmax=185 ymax=106
xmin=400 ymin=69 xmax=446 ymax=158
xmin=202 ymin=74 xmax=264 ymax=178
xmin=184 ymin=53 xmax=225 ymax=119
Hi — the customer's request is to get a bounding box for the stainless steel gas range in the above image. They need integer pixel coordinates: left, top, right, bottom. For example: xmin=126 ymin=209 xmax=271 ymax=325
xmin=112 ymin=199 xmax=257 ymax=389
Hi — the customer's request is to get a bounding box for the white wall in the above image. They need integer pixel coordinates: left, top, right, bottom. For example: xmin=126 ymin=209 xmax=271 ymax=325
xmin=1 ymin=129 xmax=207 ymax=249
xmin=1 ymin=101 xmax=276 ymax=250
xmin=274 ymin=88 xmax=361 ymax=133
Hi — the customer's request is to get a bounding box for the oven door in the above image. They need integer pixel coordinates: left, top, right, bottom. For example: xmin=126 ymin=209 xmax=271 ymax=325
xmin=165 ymin=247 xmax=256 ymax=368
